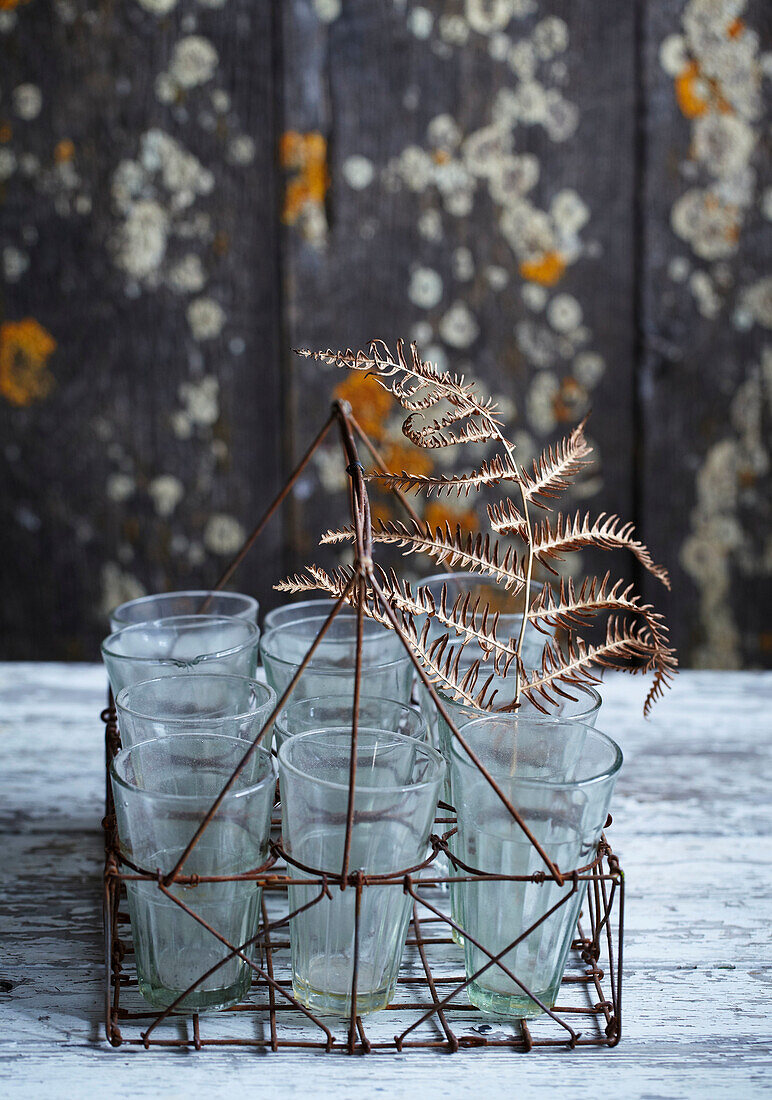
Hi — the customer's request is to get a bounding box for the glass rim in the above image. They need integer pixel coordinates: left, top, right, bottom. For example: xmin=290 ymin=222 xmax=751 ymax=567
xmin=101 ymin=614 xmax=260 ymax=664
xmin=260 ymin=616 xmax=411 ymax=671
xmin=421 ymin=571 xmax=545 ymax=593
xmin=277 ymin=727 xmax=445 ymax=794
xmin=438 ymin=680 xmax=602 ymax=720
xmin=449 ymin=715 xmax=622 ymax=788
xmin=115 ymin=674 xmax=276 ymax=726
xmin=263 ymin=597 xmax=352 ymax=623
xmin=111 ymin=589 xmax=258 ymax=625
xmin=274 ymin=694 xmax=425 ymax=736
xmin=110 ymin=732 xmax=276 ymax=801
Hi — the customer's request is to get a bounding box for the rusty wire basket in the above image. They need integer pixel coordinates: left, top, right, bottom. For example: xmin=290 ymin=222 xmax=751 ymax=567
xmin=101 ymin=401 xmax=625 ymax=1055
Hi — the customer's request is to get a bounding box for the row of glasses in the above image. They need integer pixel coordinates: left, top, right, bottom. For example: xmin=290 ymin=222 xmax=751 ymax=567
xmin=103 ymin=580 xmax=621 ymax=1022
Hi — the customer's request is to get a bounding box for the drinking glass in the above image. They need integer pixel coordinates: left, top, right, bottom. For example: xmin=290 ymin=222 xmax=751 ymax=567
xmin=263 ymin=598 xmax=347 ymax=632
xmin=102 ymin=615 xmax=260 ymax=695
xmin=260 ymin=614 xmax=413 ymax=705
xmin=449 ymin=715 xmax=621 ymax=1018
xmin=273 ymin=695 xmax=426 ymax=752
xmin=110 ymin=590 xmax=258 ymax=632
xmin=278 ymin=729 xmax=445 ymax=1016
xmin=116 ymin=674 xmax=276 ymax=749
xmin=110 ymin=734 xmax=276 ymax=1012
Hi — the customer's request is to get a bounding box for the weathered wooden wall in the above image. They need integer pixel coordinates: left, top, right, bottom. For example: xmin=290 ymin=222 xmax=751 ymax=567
xmin=0 ymin=0 xmax=769 ymax=665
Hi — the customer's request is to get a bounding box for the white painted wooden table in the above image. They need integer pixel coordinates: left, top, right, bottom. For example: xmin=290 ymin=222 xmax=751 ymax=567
xmin=1 ymin=665 xmax=771 ymax=1098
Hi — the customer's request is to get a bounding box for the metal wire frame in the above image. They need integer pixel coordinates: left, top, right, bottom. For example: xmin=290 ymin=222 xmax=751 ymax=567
xmin=102 ymin=399 xmax=625 ymax=1054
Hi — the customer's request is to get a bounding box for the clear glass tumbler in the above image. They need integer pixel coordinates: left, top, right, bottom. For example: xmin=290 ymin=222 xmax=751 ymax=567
xmin=102 ymin=615 xmax=260 ymax=695
xmin=273 ymin=695 xmax=426 ymax=752
xmin=263 ymin=598 xmax=347 ymax=632
xmin=448 ymin=715 xmax=621 ymax=1018
xmin=110 ymin=733 xmax=276 ymax=1012
xmin=115 ymin=674 xmax=276 ymax=749
xmin=278 ymin=729 xmax=445 ymax=1016
xmin=110 ymin=590 xmax=258 ymax=632
xmin=260 ymin=614 xmax=413 ymax=705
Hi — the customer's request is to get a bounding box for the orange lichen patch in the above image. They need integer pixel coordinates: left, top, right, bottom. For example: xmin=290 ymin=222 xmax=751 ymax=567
xmin=432 ymin=149 xmax=451 ymax=165
xmin=675 ymin=61 xmax=709 ymax=118
xmin=382 ymin=442 xmax=434 ymax=479
xmin=369 ymin=499 xmax=394 ymax=526
xmin=519 ymin=251 xmax=566 ymax=287
xmin=0 ymin=0 xmax=32 ymax=10
xmin=0 ymin=319 xmax=56 ymax=407
xmin=425 ymin=500 xmax=479 ymax=533
xmin=727 ymin=18 xmax=744 ymax=39
xmin=54 ymin=139 xmax=75 ymax=164
xmin=279 ymin=130 xmax=329 ymax=225
xmin=333 ymin=372 xmax=392 ymax=441
xmin=552 ymin=377 xmax=585 ymax=423
xmin=0 ymin=124 xmax=12 ymax=144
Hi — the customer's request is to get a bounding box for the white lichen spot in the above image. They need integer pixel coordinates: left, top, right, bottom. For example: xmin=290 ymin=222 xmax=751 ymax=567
xmin=0 ymin=148 xmax=16 ymax=181
xmin=101 ymin=563 xmax=146 ymax=618
xmin=488 ymin=32 xmax=510 ymax=61
xmin=763 ymin=187 xmax=772 ymax=221
xmin=112 ymin=199 xmax=169 ymax=279
xmin=738 ymin=276 xmax=772 ymax=328
xmin=342 ymin=155 xmax=375 ymax=190
xmin=167 ymin=35 xmax=218 ymax=90
xmin=313 ymin=0 xmax=341 ymax=21
xmin=148 ymin=474 xmax=184 ymax=517
xmin=187 ymin=296 xmax=225 ymax=340
xmin=210 ymin=88 xmax=231 ymax=113
xmin=227 ymin=135 xmax=256 ymax=166
xmin=693 ymin=112 xmax=756 ymax=178
xmin=659 ymin=33 xmax=688 ymax=76
xmin=547 ymin=293 xmax=583 ymax=333
xmin=465 ymin=0 xmax=512 ymax=36
xmin=407 ymin=6 xmax=433 ymax=39
xmin=532 ymin=16 xmax=569 ymax=60
xmin=485 ymin=265 xmax=509 ymax=290
xmin=424 ymin=343 xmax=448 ymax=373
xmin=453 ymin=246 xmax=474 ymax=281
xmin=438 ymin=301 xmax=479 ymax=348
xmin=178 ymin=375 xmax=220 ymax=425
xmin=671 ymin=188 xmax=738 ymax=260
xmin=689 ymin=270 xmax=721 ymax=319
xmin=408 ymin=267 xmax=444 ymax=310
xmin=550 ymin=189 xmax=590 ymax=235
xmin=12 ymin=84 xmax=42 ymax=121
xmin=574 ymin=351 xmax=605 ymax=387
xmin=522 ymin=283 xmax=546 ymax=311
xmin=411 ymin=321 xmax=433 ymax=345
xmin=668 ymin=256 xmax=691 ymax=283
xmin=427 ymin=114 xmax=462 ymax=152
xmin=167 ymin=252 xmax=206 ymax=293
xmin=136 ymin=0 xmax=178 ymax=14
xmin=439 ymin=14 xmax=469 ymax=46
xmin=2 ymin=246 xmax=29 ymax=282
xmin=204 ymin=514 xmax=246 ymax=555
xmin=526 ymin=371 xmax=559 ymax=434
xmin=417 ymin=208 xmax=443 ymax=241
xmin=106 ymin=473 xmax=136 ymax=502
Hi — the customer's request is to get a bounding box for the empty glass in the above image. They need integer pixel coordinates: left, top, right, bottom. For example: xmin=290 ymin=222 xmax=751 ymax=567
xmin=260 ymin=614 xmax=413 ymax=705
xmin=437 ymin=677 xmax=601 ymax=944
xmin=115 ymin=674 xmax=277 ymax=749
xmin=278 ymin=729 xmax=445 ymax=1016
xmin=110 ymin=590 xmax=258 ymax=632
xmin=273 ymin=695 xmax=426 ymax=752
xmin=111 ymin=734 xmax=276 ymax=1012
xmin=449 ymin=715 xmax=621 ymax=1018
xmin=102 ymin=615 xmax=260 ymax=695
xmin=263 ymin=598 xmax=346 ymax=632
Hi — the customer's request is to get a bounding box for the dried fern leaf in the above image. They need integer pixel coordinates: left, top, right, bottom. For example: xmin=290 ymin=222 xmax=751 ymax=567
xmin=488 ymin=507 xmax=671 ymax=588
xmin=321 ymin=518 xmax=527 ymax=592
xmin=298 ymin=339 xmax=504 ymax=447
xmin=529 ymin=573 xmax=667 ymax=636
xmin=518 ymin=419 xmax=593 ymax=509
xmin=366 ymin=454 xmax=521 ymax=498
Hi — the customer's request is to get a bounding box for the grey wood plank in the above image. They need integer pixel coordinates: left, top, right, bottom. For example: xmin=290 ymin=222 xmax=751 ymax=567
xmin=278 ymin=0 xmax=639 ymax=596
xmin=0 ymin=1 xmax=285 ymax=659
xmin=638 ymin=0 xmax=771 ymax=669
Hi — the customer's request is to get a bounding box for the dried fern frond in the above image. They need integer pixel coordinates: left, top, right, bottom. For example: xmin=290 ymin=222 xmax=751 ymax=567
xmin=518 ymin=419 xmax=593 ymax=510
xmin=488 ymin=506 xmax=671 ymax=588
xmin=507 ymin=616 xmax=677 ymax=717
xmin=529 ymin=572 xmax=666 ymax=635
xmin=298 ymin=339 xmax=504 ymax=448
xmin=321 ymin=518 xmax=527 ymax=592
xmin=366 ymin=454 xmax=520 ymax=498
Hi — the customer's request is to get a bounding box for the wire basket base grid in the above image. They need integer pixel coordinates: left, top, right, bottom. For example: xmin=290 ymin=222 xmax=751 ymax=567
xmin=104 ymin=842 xmax=623 ymax=1055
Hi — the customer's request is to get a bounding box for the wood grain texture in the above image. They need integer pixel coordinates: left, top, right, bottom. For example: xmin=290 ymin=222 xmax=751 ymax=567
xmin=0 ymin=0 xmax=769 ymax=667
xmin=1 ymin=665 xmax=771 ymax=1096
xmin=0 ymin=0 xmax=285 ymax=659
